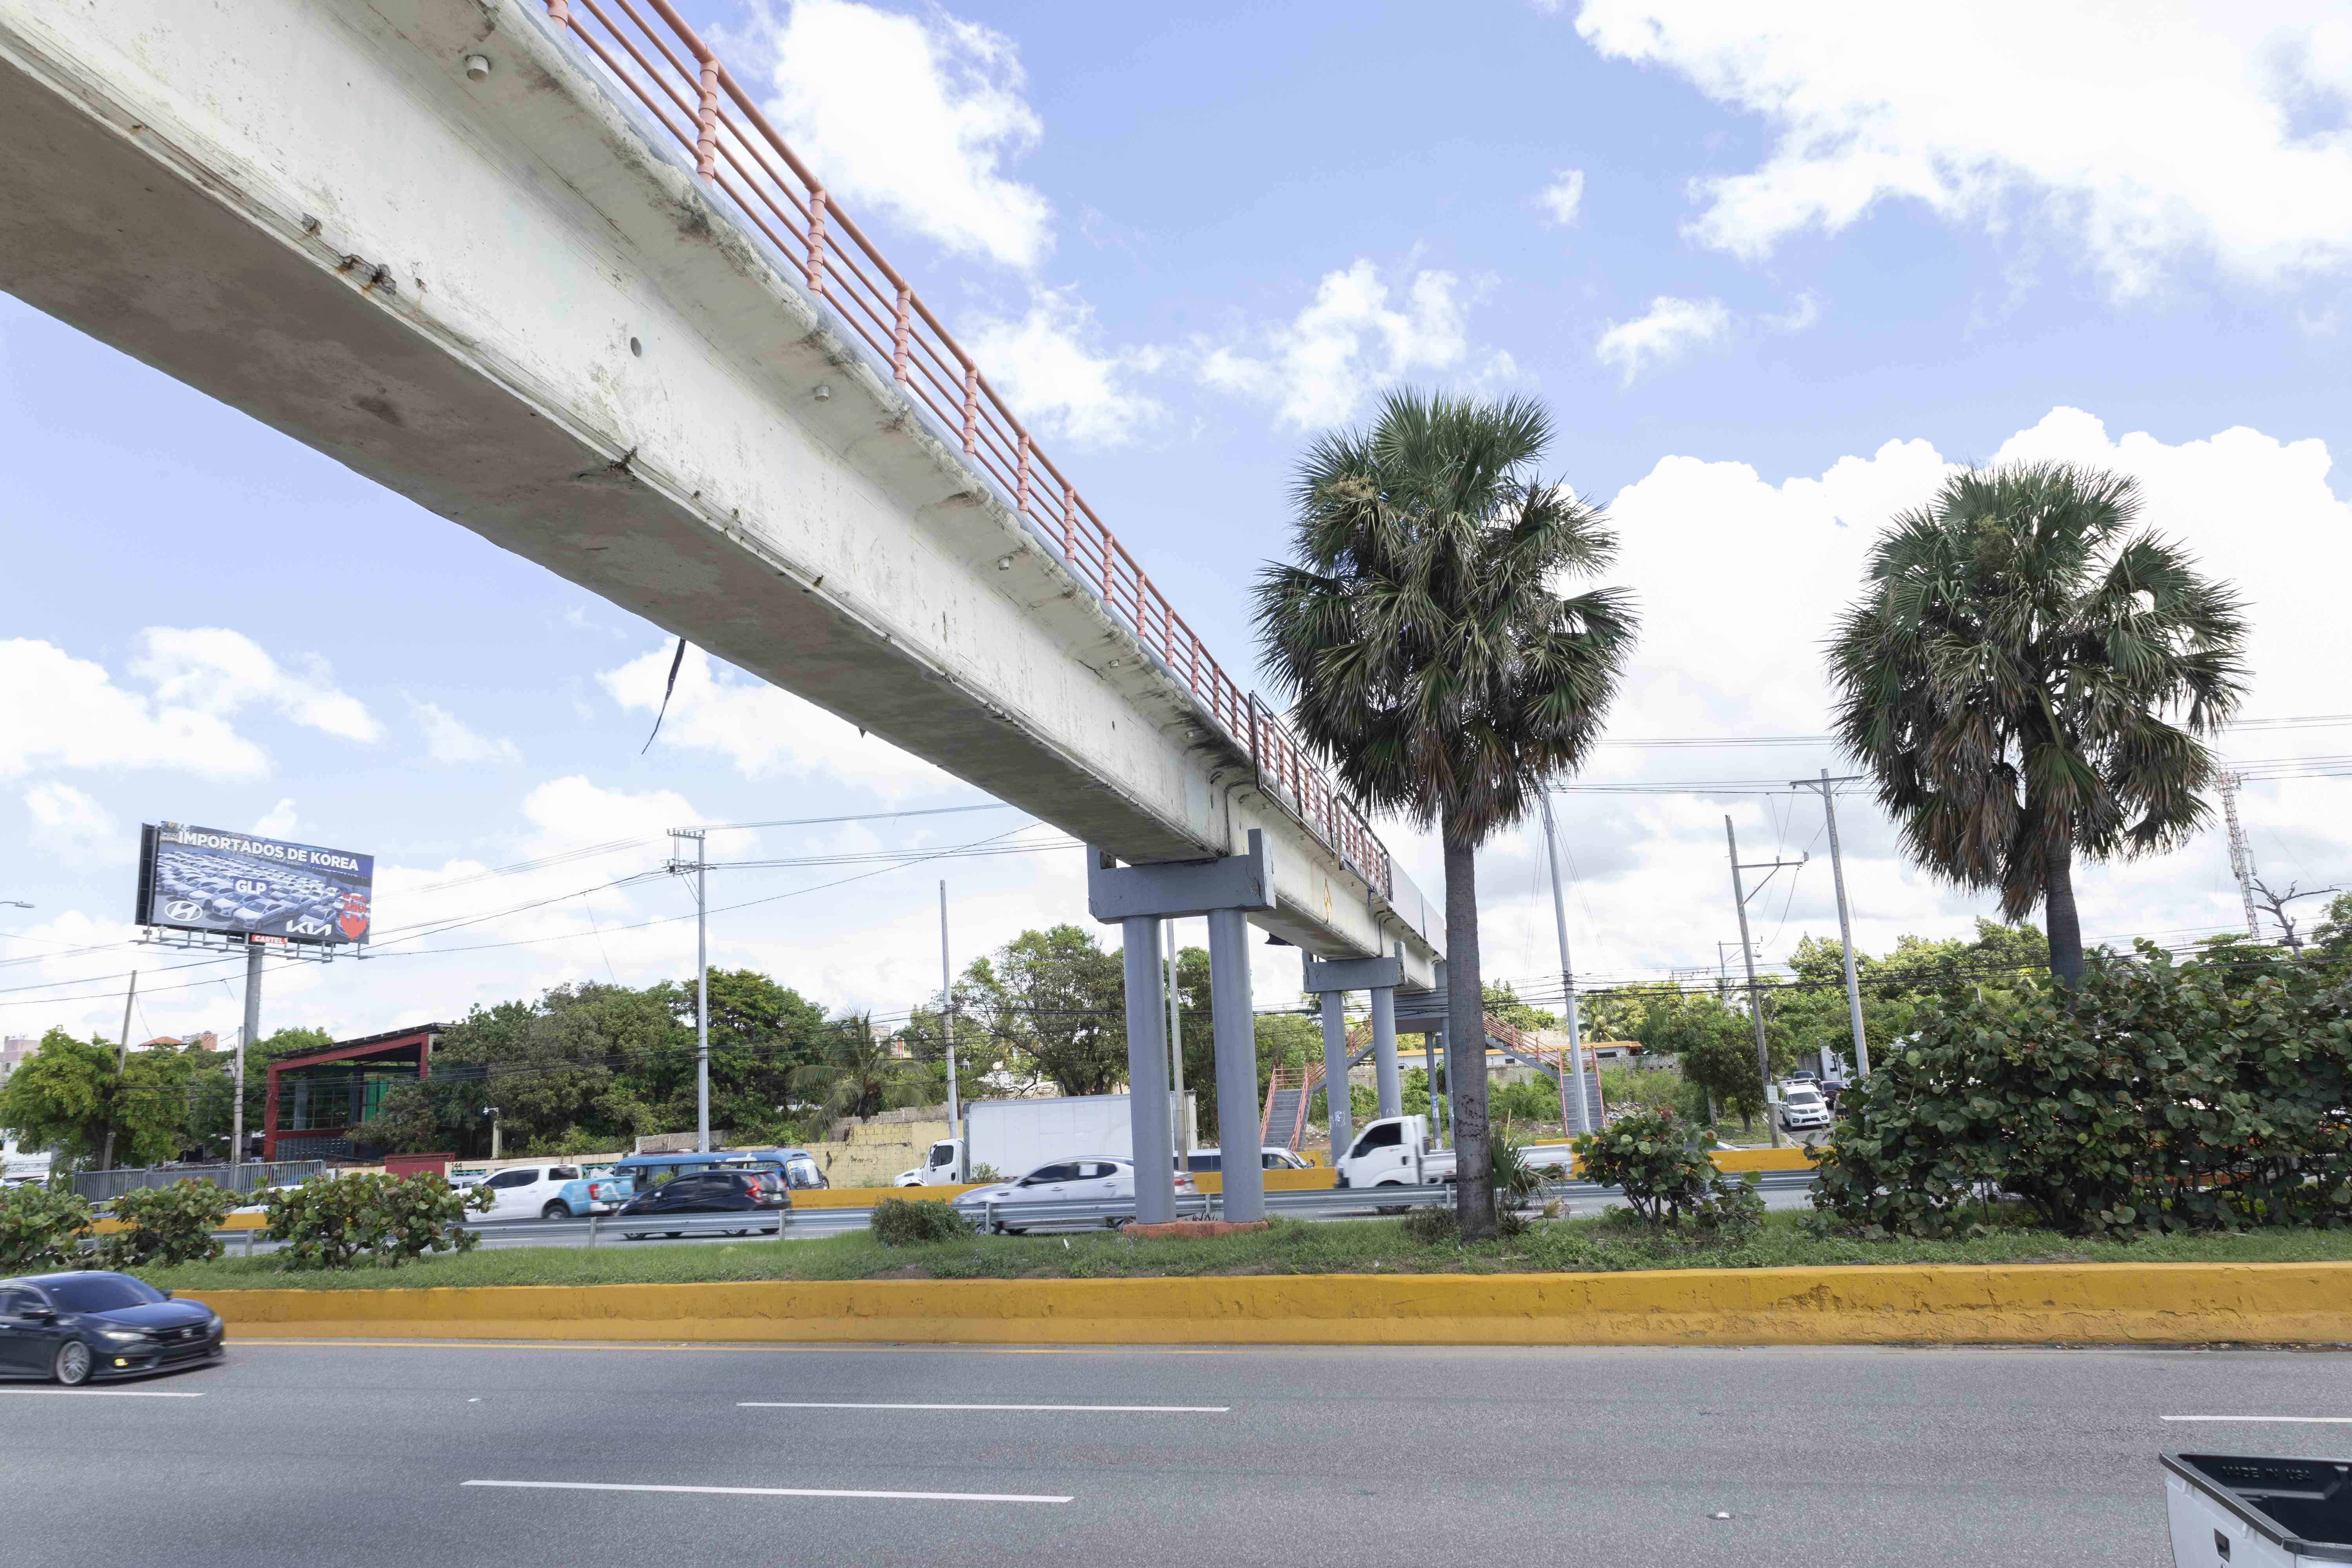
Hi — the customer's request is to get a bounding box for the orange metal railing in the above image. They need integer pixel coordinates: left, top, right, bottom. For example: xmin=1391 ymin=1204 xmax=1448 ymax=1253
xmin=539 ymin=0 xmax=1392 ymax=897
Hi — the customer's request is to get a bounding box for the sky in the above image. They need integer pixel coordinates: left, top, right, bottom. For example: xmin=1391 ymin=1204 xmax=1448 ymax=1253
xmin=3 ymin=0 xmax=2348 ymax=1048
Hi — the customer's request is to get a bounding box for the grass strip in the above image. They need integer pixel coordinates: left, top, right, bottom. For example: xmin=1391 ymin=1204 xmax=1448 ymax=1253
xmin=136 ymin=1210 xmax=2352 ymax=1294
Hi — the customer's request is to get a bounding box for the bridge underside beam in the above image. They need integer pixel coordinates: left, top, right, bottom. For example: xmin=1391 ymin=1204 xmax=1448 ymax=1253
xmin=0 ymin=0 xmax=1440 ymax=978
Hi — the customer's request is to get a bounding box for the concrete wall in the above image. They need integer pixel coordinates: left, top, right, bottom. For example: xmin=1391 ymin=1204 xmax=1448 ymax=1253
xmin=0 ymin=0 xmax=1439 ymax=980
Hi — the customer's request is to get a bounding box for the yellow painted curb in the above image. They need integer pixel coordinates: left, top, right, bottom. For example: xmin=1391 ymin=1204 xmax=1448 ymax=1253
xmin=1713 ymin=1147 xmax=1818 ymax=1173
xmin=792 ymin=1185 xmax=985 ymax=1209
xmin=198 ymin=1261 xmax=2352 ymax=1347
xmin=94 ymin=1211 xmax=269 ymax=1234
xmin=1191 ymin=1168 xmax=1337 ymax=1195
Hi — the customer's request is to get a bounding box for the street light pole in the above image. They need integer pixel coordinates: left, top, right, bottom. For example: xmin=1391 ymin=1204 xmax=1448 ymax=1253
xmin=1793 ymin=769 xmax=1871 ymax=1078
xmin=1725 ymin=817 xmax=1806 ymax=1150
xmin=939 ymin=880 xmax=961 ymax=1178
xmin=668 ymin=828 xmax=711 ymax=1154
xmin=101 ymin=969 xmax=138 ymax=1171
xmin=1537 ymin=795 xmax=1592 ymax=1136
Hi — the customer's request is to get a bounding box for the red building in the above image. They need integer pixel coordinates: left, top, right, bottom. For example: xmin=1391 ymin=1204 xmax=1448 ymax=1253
xmin=263 ymin=1024 xmax=442 ymax=1163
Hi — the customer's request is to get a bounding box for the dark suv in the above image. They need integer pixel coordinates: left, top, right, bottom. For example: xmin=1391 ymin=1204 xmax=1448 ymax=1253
xmin=0 ymin=1271 xmax=225 ymax=1385
xmin=613 ymin=1169 xmax=791 ymax=1239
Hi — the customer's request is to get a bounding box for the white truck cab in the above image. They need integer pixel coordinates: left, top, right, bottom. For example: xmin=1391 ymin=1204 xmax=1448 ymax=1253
xmin=1335 ymin=1115 xmax=1451 ymax=1190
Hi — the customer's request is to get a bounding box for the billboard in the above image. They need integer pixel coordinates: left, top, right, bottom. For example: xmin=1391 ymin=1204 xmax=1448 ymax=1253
xmin=135 ymin=823 xmax=373 ymax=946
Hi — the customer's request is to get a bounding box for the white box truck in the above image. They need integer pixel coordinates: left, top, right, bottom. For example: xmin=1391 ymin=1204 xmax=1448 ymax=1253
xmin=1332 ymin=1114 xmax=1580 ymax=1192
xmin=897 ymin=1092 xmax=1196 ymax=1185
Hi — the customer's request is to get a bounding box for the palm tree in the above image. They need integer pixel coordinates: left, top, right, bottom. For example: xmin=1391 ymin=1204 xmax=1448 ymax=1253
xmin=1254 ymin=390 xmax=1637 ymax=1238
xmin=1827 ymin=461 xmax=2248 ymax=986
xmin=788 ymin=1014 xmax=925 ymax=1124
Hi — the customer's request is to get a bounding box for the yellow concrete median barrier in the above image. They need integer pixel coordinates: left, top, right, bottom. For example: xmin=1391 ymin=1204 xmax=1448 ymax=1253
xmin=199 ymin=1260 xmax=2352 ymax=1347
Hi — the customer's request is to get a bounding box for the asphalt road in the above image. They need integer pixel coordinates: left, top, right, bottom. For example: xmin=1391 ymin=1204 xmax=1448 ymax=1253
xmin=11 ymin=1337 xmax=2348 ymax=1565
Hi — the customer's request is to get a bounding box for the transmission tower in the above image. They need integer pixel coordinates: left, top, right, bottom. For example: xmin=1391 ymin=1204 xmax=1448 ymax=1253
xmin=2220 ymin=771 xmax=2260 ymax=939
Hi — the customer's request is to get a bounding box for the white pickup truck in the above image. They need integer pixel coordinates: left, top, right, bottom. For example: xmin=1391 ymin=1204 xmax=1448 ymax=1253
xmin=1333 ymin=1114 xmax=1580 ymax=1192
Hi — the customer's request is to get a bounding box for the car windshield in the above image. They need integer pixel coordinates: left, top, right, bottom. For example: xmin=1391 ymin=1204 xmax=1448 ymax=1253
xmin=45 ymin=1274 xmax=166 ymax=1313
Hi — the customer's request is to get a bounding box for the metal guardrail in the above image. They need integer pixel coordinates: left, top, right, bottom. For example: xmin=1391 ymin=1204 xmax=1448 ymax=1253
xmin=74 ymin=1160 xmax=324 ymax=1202
xmin=535 ymin=0 xmax=1394 ymax=899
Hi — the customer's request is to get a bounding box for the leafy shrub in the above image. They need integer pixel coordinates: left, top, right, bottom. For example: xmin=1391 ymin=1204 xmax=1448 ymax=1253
xmin=1572 ymin=1106 xmax=1717 ymax=1224
xmin=968 ymin=1164 xmax=1002 ymax=1183
xmin=1399 ymin=1205 xmax=1457 ymax=1244
xmin=263 ymin=1172 xmax=493 ymax=1270
xmin=0 ymin=1182 xmax=93 ymax=1271
xmin=1816 ymin=943 xmax=2352 ymax=1239
xmin=98 ymin=1179 xmax=240 ymax=1269
xmin=1571 ymin=1105 xmax=1764 ymax=1238
xmin=871 ymin=1197 xmax=971 ymax=1247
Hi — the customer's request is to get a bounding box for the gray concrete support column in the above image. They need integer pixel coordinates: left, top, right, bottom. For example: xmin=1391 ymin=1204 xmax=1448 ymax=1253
xmin=1317 ymin=991 xmax=1352 ymax=1161
xmin=1120 ymin=914 xmax=1175 ymax=1225
xmin=1370 ymin=986 xmax=1400 ymax=1119
xmin=1206 ymin=907 xmax=1266 ymax=1224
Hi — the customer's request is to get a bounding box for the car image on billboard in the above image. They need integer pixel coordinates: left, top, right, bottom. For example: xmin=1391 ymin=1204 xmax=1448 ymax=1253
xmin=136 ymin=823 xmax=373 ymax=947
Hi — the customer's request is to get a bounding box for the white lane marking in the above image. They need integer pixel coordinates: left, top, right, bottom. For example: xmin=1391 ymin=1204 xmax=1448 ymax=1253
xmin=739 ymin=1401 xmax=1228 ymax=1413
xmin=0 ymin=1388 xmax=205 ymax=1398
xmin=2162 ymin=1416 xmax=2352 ymax=1424
xmin=463 ymin=1479 xmax=1069 ymax=1504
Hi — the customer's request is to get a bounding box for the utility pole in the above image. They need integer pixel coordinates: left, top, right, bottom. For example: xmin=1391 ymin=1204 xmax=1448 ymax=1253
xmin=939 ymin=881 xmax=961 ymax=1178
xmin=1164 ymin=919 xmax=1187 ymax=1153
xmin=1537 ymin=795 xmax=1592 ymax=1136
xmin=101 ymin=969 xmax=138 ymax=1171
xmin=233 ymin=941 xmax=261 ymax=1169
xmin=1725 ymin=817 xmax=1806 ymax=1149
xmin=484 ymin=1105 xmax=503 ymax=1160
xmin=1715 ymin=941 xmax=1752 ymax=1006
xmin=669 ymin=828 xmax=711 ymax=1152
xmin=2221 ymin=772 xmax=2261 ymax=939
xmin=1793 ymin=770 xmax=1871 ymax=1079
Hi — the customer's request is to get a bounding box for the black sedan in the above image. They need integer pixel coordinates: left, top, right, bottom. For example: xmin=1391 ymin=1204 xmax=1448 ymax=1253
xmin=614 ymin=1169 xmax=791 ymax=1239
xmin=0 ymin=1271 xmax=225 ymax=1385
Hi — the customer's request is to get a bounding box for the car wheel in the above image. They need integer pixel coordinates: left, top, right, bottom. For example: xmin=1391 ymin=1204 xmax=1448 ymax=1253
xmin=666 ymin=1230 xmax=684 ymax=1238
xmin=541 ymin=1202 xmax=568 ymax=1221
xmin=53 ymin=1340 xmax=93 ymax=1387
xmin=622 ymin=1232 xmax=646 ymax=1241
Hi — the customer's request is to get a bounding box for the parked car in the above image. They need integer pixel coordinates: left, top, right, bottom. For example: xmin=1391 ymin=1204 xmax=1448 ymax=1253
xmin=612 ymin=1169 xmax=791 ymax=1239
xmin=1779 ymin=1083 xmax=1832 ymax=1132
xmin=950 ymin=1157 xmax=1197 ymax=1233
xmin=475 ymin=1164 xmax=595 ymax=1221
xmin=0 ymin=1271 xmax=224 ymax=1386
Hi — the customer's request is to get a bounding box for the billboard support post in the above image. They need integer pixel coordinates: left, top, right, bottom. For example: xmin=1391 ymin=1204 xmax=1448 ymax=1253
xmin=234 ymin=942 xmax=261 ymax=1169
xmin=696 ymin=832 xmax=709 ymax=1156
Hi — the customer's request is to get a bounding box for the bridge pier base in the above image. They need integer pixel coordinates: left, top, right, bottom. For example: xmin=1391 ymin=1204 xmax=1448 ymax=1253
xmin=1089 ymin=831 xmax=1278 ymax=1226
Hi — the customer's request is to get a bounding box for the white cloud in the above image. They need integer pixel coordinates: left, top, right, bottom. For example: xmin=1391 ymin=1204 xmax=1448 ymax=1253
xmin=1573 ymin=1 xmax=2352 ymax=298
xmin=598 ymin=644 xmax=956 ymax=800
xmin=23 ymin=781 xmax=114 ymax=856
xmin=253 ymin=799 xmax=299 ymax=838
xmin=1536 ymin=168 xmax=1587 ymax=226
xmin=410 ymin=699 xmax=523 ymax=766
xmin=1766 ymin=291 xmax=1822 ymax=333
xmin=128 ymin=628 xmax=380 ymax=743
xmin=1593 ymin=295 xmax=1732 ymax=384
xmin=1198 ymin=260 xmax=1517 ymax=431
xmin=754 ymin=0 xmax=1053 ymax=270
xmin=0 ymin=630 xmax=374 ymax=781
xmin=962 ymin=288 xmax=1165 ymax=446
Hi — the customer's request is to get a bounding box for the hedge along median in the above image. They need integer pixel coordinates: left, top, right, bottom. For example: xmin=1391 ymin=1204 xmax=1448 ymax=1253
xmin=198 ymin=1259 xmax=2352 ymax=1347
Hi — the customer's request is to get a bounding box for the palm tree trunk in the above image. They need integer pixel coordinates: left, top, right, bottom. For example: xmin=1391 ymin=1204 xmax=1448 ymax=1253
xmin=2045 ymin=840 xmax=2085 ymax=987
xmin=1442 ymin=813 xmax=1496 ymax=1240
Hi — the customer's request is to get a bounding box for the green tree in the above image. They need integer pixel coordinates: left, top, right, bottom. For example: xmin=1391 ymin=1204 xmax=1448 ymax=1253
xmin=1637 ymin=991 xmax=1794 ymax=1132
xmin=1254 ymin=390 xmax=1637 ymax=1238
xmin=1482 ymin=981 xmax=1552 ymax=1033
xmin=965 ymin=925 xmax=1129 ymax=1097
xmin=0 ymin=1027 xmax=210 ymax=1169
xmin=1828 ymin=462 xmax=2249 ymax=985
xmin=788 ymin=1014 xmax=926 ymax=1123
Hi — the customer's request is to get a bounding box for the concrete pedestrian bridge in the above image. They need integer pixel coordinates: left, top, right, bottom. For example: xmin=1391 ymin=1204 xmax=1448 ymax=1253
xmin=0 ymin=0 xmax=1440 ymax=982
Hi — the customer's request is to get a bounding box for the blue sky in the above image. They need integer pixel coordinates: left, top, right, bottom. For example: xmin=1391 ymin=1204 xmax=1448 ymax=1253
xmin=4 ymin=0 xmax=2349 ymax=1046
